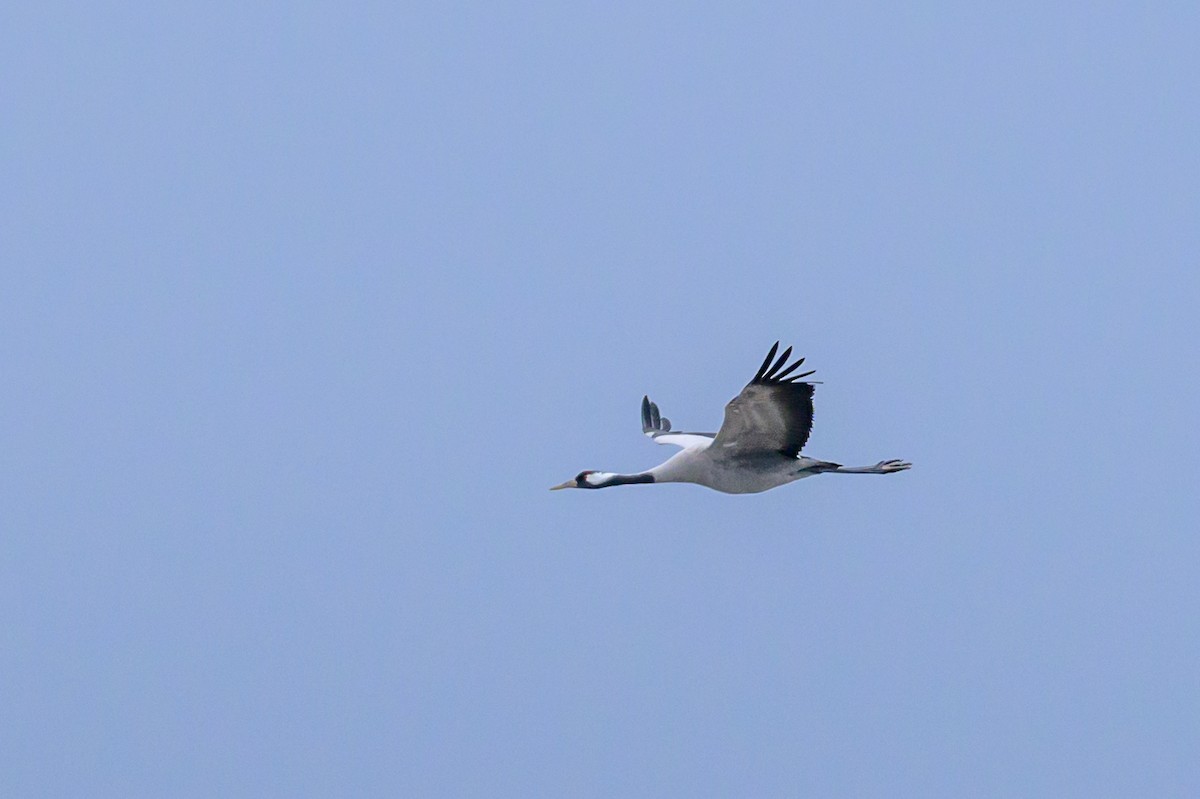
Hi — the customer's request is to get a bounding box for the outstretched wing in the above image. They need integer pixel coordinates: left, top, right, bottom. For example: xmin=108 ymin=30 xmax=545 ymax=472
xmin=641 ymin=395 xmax=715 ymax=449
xmin=710 ymin=342 xmax=818 ymax=459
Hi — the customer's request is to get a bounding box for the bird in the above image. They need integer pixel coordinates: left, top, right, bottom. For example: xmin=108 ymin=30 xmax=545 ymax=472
xmin=550 ymin=342 xmax=911 ymax=494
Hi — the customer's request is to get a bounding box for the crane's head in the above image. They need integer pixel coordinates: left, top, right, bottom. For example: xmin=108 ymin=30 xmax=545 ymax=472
xmin=549 ymin=470 xmax=608 ymax=490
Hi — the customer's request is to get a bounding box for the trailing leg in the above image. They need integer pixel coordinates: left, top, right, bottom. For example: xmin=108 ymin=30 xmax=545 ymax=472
xmin=830 ymin=459 xmax=912 ymax=474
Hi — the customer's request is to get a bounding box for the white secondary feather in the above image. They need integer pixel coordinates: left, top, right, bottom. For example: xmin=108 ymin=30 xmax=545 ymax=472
xmin=644 ymin=432 xmax=715 ymax=450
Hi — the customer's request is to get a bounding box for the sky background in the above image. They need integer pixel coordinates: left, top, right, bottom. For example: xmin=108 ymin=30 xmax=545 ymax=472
xmin=3 ymin=2 xmax=1199 ymax=796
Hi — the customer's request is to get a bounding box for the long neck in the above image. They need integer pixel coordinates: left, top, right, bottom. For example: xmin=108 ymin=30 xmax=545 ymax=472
xmin=591 ymin=472 xmax=655 ymax=488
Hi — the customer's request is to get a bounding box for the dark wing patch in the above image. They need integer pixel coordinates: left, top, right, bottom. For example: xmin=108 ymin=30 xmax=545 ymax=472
xmin=712 ymin=342 xmax=818 ymax=458
xmin=641 ymin=395 xmax=672 ymax=435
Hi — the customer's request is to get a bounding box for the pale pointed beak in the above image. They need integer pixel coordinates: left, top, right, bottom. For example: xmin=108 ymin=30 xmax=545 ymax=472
xmin=549 ymin=480 xmax=576 ymax=491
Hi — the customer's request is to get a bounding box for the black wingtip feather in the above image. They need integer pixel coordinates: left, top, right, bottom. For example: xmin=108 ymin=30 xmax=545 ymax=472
xmin=642 ymin=396 xmax=674 ymax=433
xmin=751 ymin=342 xmax=817 ymax=385
xmin=766 ymin=346 xmax=793 ymax=379
xmin=773 ymin=357 xmax=805 ymax=381
xmin=754 ymin=342 xmax=780 ymax=382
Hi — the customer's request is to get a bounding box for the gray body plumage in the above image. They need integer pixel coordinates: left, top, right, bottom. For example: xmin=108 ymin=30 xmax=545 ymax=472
xmin=648 ymin=443 xmax=840 ymax=494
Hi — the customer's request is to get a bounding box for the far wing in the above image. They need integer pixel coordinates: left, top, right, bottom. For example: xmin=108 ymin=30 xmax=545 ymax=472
xmin=641 ymin=395 xmax=715 ymax=449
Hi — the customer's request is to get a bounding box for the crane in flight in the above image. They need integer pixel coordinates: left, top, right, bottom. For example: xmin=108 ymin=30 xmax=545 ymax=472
xmin=551 ymin=342 xmax=911 ymax=494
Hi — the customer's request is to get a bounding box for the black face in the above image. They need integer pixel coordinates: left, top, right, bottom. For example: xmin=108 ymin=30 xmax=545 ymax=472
xmin=575 ymin=470 xmax=598 ymax=488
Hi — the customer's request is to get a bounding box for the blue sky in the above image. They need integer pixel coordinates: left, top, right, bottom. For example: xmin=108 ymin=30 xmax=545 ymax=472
xmin=3 ymin=2 xmax=1198 ymax=796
